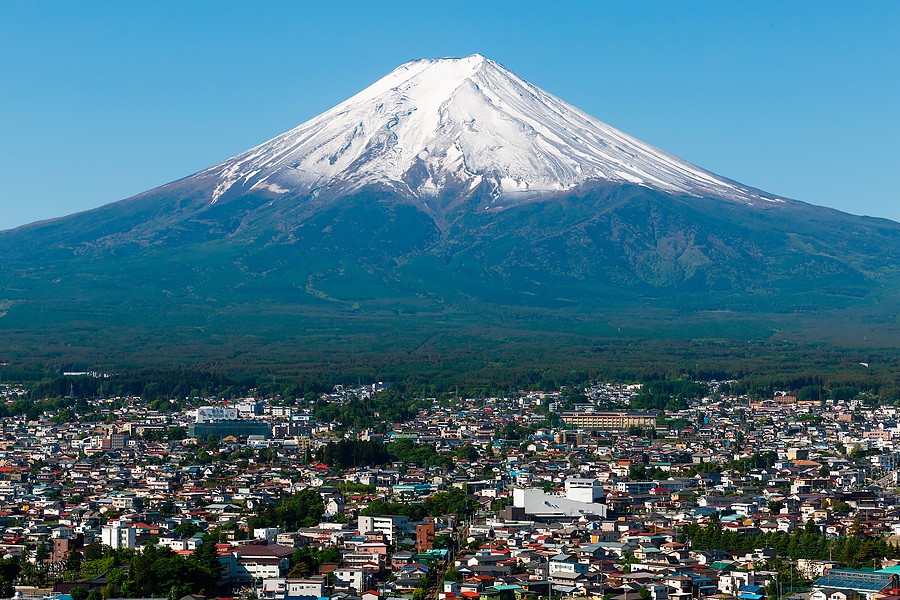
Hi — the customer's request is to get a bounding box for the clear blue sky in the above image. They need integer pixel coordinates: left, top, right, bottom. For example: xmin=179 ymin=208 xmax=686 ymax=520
xmin=1 ymin=0 xmax=898 ymax=231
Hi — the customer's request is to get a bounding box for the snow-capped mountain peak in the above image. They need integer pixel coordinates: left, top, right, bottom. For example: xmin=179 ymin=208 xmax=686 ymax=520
xmin=201 ymin=54 xmax=779 ymax=207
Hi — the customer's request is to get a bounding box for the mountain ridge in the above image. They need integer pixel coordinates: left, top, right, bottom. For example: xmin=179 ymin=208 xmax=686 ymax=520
xmin=0 ymin=55 xmax=897 ymax=370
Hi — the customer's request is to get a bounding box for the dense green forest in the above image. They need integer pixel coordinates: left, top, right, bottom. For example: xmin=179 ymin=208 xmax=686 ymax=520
xmin=313 ymin=438 xmax=461 ymax=470
xmin=2 ymin=338 xmax=898 ymax=405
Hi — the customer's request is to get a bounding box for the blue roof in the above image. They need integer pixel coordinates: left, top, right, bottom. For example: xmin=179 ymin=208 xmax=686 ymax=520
xmin=813 ymin=569 xmax=896 ymax=592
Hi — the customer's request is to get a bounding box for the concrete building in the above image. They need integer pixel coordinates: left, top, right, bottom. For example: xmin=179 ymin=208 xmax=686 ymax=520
xmin=565 ymin=478 xmax=604 ymax=503
xmin=333 ymin=568 xmax=368 ymax=594
xmin=229 ymin=544 xmax=294 ymax=585
xmin=509 ymin=481 xmax=608 ymax=520
xmin=357 ymin=515 xmax=411 ymax=543
xmin=559 ymin=411 xmax=657 ymax=431
xmin=101 ymin=521 xmax=136 ymax=550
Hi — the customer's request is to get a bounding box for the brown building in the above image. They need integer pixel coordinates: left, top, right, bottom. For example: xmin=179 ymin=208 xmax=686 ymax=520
xmin=51 ymin=533 xmax=84 ymax=563
xmin=415 ymin=520 xmax=435 ymax=553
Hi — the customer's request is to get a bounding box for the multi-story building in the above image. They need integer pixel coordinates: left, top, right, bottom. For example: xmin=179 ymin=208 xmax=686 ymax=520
xmin=560 ymin=411 xmax=656 ymax=431
xmin=101 ymin=521 xmax=136 ymax=550
xmin=416 ymin=520 xmax=435 ymax=553
xmin=357 ymin=515 xmax=411 ymax=543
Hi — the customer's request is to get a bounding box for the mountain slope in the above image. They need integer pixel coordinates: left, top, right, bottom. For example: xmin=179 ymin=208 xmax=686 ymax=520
xmin=0 ymin=55 xmax=897 ymax=370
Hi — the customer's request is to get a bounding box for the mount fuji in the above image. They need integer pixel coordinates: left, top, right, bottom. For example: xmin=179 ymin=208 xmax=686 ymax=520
xmin=0 ymin=55 xmax=897 ymax=370
xmin=200 ymin=54 xmax=771 ymax=208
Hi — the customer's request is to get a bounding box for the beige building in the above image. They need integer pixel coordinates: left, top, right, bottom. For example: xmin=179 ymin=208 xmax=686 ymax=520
xmin=560 ymin=411 xmax=656 ymax=430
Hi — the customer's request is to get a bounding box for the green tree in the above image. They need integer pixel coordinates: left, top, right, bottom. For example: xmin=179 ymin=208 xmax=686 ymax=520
xmin=0 ymin=557 xmax=21 ymax=597
xmin=249 ymin=489 xmax=325 ymax=531
xmin=454 ymin=445 xmax=479 ymax=462
xmin=424 ymin=488 xmax=478 ymax=517
xmin=360 ymin=500 xmax=427 ymax=521
xmin=289 ymin=546 xmax=342 ymax=577
xmin=70 ymin=588 xmax=89 ymax=600
xmin=173 ymin=522 xmax=202 ymax=538
xmin=190 ymin=539 xmax=223 ymax=593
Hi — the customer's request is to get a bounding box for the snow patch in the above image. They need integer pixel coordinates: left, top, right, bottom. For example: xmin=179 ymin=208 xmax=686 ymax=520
xmin=251 ymin=181 xmax=291 ymax=194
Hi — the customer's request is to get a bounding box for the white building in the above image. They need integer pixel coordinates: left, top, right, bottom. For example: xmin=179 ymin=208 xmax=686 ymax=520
xmin=357 ymin=515 xmax=411 ymax=543
xmin=564 ymin=479 xmax=604 ymax=503
xmin=226 ymin=544 xmax=294 ymax=585
xmin=253 ymin=527 xmax=280 ymax=542
xmin=101 ymin=521 xmax=136 ymax=550
xmin=333 ymin=568 xmax=367 ymax=594
xmin=512 ymin=479 xmax=608 ymax=520
xmin=286 ymin=578 xmax=326 ymax=599
xmin=260 ymin=577 xmax=326 ymax=600
xmin=158 ymin=536 xmax=202 ymax=552
xmin=549 ymin=553 xmax=590 ymax=574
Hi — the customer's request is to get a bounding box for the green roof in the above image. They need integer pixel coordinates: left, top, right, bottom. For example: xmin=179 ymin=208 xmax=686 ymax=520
xmin=489 ymin=585 xmax=523 ymax=591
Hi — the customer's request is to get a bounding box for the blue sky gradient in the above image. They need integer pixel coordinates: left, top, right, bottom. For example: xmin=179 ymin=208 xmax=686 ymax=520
xmin=1 ymin=0 xmax=898 ymax=230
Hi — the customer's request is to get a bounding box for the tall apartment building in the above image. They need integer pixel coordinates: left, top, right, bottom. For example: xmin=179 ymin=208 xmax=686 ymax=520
xmin=416 ymin=520 xmax=435 ymax=553
xmin=101 ymin=521 xmax=136 ymax=550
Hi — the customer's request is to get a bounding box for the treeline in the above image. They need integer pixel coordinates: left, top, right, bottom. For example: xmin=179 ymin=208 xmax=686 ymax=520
xmin=723 ymin=373 xmax=897 ymax=403
xmin=12 ymin=368 xmax=332 ymax=403
xmin=360 ymin=488 xmax=478 ymax=521
xmin=5 ymin=338 xmax=899 ymax=405
xmin=390 ymin=438 xmax=455 ymax=469
xmin=631 ymin=378 xmax=709 ymax=411
xmin=681 ymin=520 xmax=900 ymax=568
xmin=311 ymin=388 xmax=429 ymax=429
xmin=316 ymin=439 xmax=393 ymax=469
xmin=0 ymin=395 xmax=97 ymax=422
xmin=315 ymin=439 xmax=455 ymax=470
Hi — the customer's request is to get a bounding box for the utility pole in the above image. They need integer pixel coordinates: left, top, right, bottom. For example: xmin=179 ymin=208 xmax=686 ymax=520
xmin=546 ymin=554 xmax=551 ymax=600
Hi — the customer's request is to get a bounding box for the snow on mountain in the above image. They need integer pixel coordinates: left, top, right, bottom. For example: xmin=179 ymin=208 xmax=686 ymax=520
xmin=199 ymin=54 xmax=780 ymax=207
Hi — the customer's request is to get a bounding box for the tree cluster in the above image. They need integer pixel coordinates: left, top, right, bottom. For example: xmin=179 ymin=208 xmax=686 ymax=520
xmin=315 ymin=439 xmax=393 ymax=469
xmin=680 ymin=520 xmax=900 ymax=569
xmin=53 ymin=539 xmax=221 ymax=600
xmin=248 ymin=489 xmax=326 ymax=531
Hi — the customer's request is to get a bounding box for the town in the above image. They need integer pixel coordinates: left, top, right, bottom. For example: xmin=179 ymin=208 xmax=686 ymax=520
xmin=1 ymin=377 xmax=899 ymax=600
